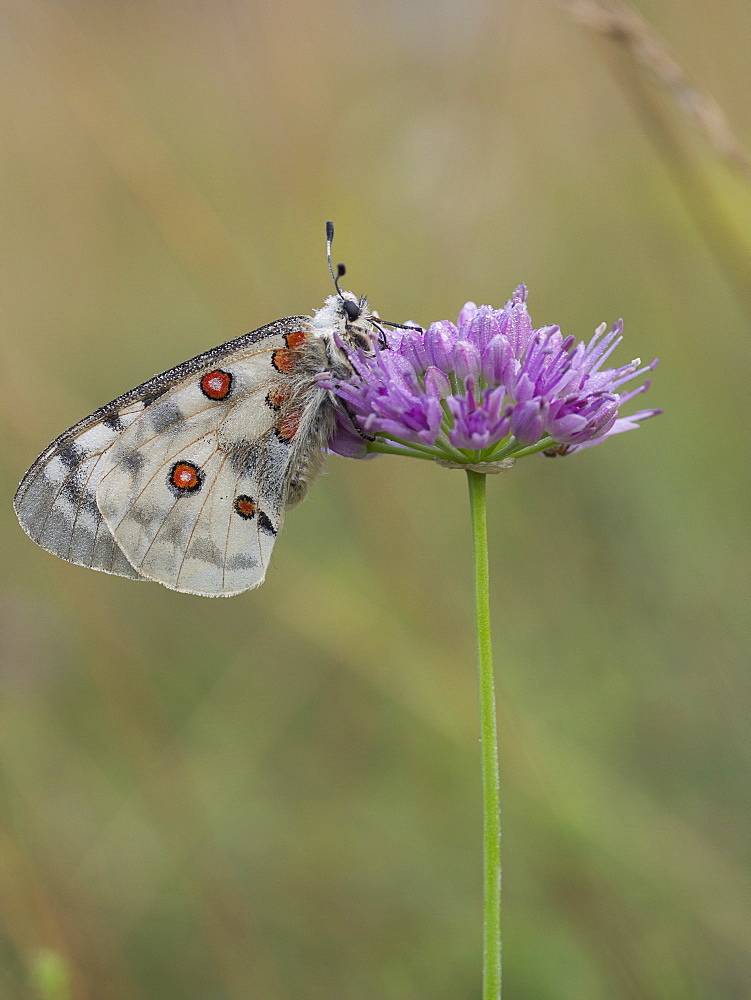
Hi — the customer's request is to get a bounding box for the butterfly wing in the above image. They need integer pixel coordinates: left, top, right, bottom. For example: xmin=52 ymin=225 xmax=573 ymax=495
xmin=14 ymin=399 xmax=156 ymax=582
xmin=14 ymin=316 xmax=327 ymax=596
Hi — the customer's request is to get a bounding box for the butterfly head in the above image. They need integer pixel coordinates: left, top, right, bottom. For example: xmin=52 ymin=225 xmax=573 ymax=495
xmin=312 ymin=291 xmax=382 ymax=356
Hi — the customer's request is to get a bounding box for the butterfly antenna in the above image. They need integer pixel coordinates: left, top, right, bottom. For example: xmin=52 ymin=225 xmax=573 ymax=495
xmin=380 ymin=319 xmax=423 ymax=331
xmin=325 ymin=221 xmax=347 ymax=298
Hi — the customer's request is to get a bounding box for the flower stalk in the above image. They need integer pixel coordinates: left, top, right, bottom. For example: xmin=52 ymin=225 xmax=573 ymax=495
xmin=467 ymin=469 xmax=502 ymax=1000
xmin=323 ymin=283 xmax=661 ymax=997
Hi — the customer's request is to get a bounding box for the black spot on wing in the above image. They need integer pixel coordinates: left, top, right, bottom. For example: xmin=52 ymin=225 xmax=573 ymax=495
xmin=187 ymin=537 xmax=223 ymax=564
xmin=57 ymin=440 xmax=86 ymax=471
xmin=76 ymin=484 xmax=101 ymax=518
xmin=226 ymin=552 xmax=259 ymax=571
xmin=55 ymin=453 xmax=100 ymax=517
xmin=257 ymin=510 xmax=277 ymax=536
xmin=103 ymin=413 xmax=126 ymax=432
xmin=151 ymin=401 xmax=184 ymax=432
xmin=121 ymin=450 xmax=146 ymax=473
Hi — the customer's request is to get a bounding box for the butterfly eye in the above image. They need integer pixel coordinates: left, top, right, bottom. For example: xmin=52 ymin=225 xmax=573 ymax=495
xmin=343 ymin=299 xmax=361 ymax=322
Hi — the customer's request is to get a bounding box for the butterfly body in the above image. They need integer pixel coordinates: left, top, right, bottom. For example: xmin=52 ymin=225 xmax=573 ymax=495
xmin=15 ymin=292 xmax=378 ymax=596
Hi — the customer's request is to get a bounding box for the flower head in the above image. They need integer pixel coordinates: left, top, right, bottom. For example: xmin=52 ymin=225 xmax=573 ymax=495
xmin=325 ymin=285 xmax=660 ymax=469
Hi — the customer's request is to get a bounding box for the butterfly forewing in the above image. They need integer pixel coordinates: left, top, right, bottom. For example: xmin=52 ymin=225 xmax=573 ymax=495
xmin=14 ymin=316 xmax=317 ymax=596
xmin=14 ymin=400 xmax=153 ymax=581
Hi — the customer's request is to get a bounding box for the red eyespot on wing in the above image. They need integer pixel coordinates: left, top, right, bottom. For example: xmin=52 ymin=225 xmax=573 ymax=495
xmin=275 ymin=407 xmax=303 ymax=442
xmin=234 ymin=495 xmax=256 ymax=520
xmin=272 ymin=349 xmax=296 ymax=374
xmin=169 ymin=461 xmax=203 ymax=493
xmin=272 ymin=330 xmax=308 ymax=373
xmin=266 ymin=385 xmax=291 ymax=410
xmin=200 ymin=369 xmax=233 ymax=400
xmin=285 ymin=330 xmax=308 ymax=350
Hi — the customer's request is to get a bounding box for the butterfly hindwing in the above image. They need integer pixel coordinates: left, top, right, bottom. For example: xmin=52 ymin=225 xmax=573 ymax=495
xmin=14 ymin=316 xmax=319 ymax=596
xmin=96 ymin=364 xmax=290 ymax=596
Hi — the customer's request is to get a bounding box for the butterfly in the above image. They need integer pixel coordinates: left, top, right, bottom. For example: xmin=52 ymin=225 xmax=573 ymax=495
xmin=14 ymin=224 xmax=387 ymax=596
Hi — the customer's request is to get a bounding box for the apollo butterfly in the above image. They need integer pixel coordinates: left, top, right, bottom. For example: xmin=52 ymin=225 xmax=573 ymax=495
xmin=14 ymin=224 xmax=389 ymax=596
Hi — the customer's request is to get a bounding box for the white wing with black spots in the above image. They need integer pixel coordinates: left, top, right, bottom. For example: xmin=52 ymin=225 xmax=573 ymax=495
xmin=96 ymin=363 xmax=304 ymax=596
xmin=15 ymin=286 xmax=384 ymax=597
xmin=14 ymin=317 xmax=324 ymax=595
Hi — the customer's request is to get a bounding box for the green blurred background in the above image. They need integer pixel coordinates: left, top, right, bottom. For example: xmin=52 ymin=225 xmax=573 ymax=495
xmin=1 ymin=1 xmax=749 ymax=998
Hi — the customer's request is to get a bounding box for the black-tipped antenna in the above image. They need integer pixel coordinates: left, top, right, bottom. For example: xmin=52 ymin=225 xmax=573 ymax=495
xmin=325 ymin=221 xmax=346 ymax=297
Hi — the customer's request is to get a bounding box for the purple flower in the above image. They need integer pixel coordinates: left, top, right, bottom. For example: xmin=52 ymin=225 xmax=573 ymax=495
xmin=325 ymin=286 xmax=660 ymax=469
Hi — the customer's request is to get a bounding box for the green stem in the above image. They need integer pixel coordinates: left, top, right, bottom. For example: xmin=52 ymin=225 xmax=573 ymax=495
xmin=466 ymin=470 xmax=502 ymax=1000
xmin=365 ymin=441 xmax=436 ymax=461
